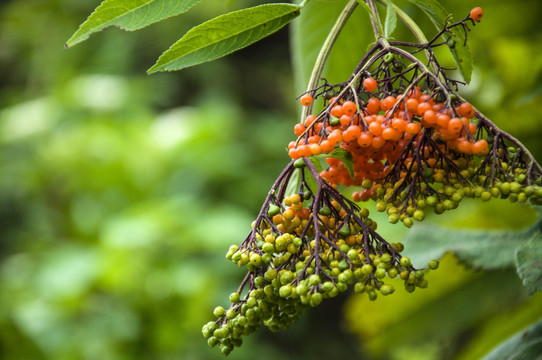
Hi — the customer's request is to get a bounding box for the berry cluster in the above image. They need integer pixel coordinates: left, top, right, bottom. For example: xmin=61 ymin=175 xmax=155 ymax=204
xmin=203 ymin=5 xmax=542 ymax=356
xmin=287 ymin=15 xmax=542 ymax=225
xmin=202 ymin=159 xmax=437 ymax=355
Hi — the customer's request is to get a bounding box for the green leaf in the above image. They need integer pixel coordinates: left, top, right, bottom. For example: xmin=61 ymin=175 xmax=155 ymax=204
xmin=481 ymin=319 xmax=542 ymax=360
xmin=407 ymin=0 xmax=473 ymax=83
xmin=326 ymin=147 xmax=354 ymax=179
xmin=516 ymin=228 xmax=542 ymax=295
xmin=65 ymin=0 xmax=200 ymax=48
xmin=148 ymin=3 xmax=300 ymax=73
xmin=384 ymin=0 xmax=397 ymax=38
xmin=403 ymin=219 xmax=542 ymax=270
xmin=285 ymin=168 xmax=301 ymax=198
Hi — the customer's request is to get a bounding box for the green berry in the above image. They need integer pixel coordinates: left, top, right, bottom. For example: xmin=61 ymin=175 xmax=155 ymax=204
xmin=213 ymin=306 xmax=225 ymax=318
xmin=400 ymin=257 xmax=411 ymax=267
xmin=428 ymin=259 xmax=439 ymax=270
xmin=229 ymin=292 xmax=240 ymax=303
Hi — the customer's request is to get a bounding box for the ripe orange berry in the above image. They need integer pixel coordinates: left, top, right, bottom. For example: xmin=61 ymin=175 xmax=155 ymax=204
xmin=406 ymin=98 xmax=419 ymax=114
xmin=436 ymin=113 xmax=450 ymax=128
xmin=423 ymin=110 xmax=437 ymax=125
xmin=289 ymin=147 xmax=300 ymax=159
xmin=448 ymin=117 xmax=463 ymax=133
xmin=328 ymin=129 xmax=342 ymax=145
xmin=300 ymin=94 xmax=313 ymax=106
xmin=405 ymin=122 xmax=421 ymax=134
xmin=320 ymin=140 xmax=333 ymax=153
xmin=457 ymin=102 xmax=475 ymax=118
xmin=357 ymin=132 xmax=373 ymax=147
xmin=391 ymin=118 xmax=406 ymax=132
xmin=294 ymin=123 xmax=306 ymax=136
xmin=342 ymin=101 xmax=357 ymax=115
xmin=330 ymin=105 xmax=344 ymax=118
xmin=371 ymin=136 xmax=385 ymax=148
xmin=343 ymin=125 xmax=361 ymax=142
xmin=470 ymin=7 xmax=483 ymax=21
xmin=380 ymin=96 xmax=396 ymax=111
xmin=381 ymin=127 xmax=396 ymax=140
xmin=456 ymin=138 xmax=472 ymax=154
xmin=363 ymin=77 xmax=378 ymax=92
xmin=368 ymin=121 xmax=383 ymax=136
xmin=472 ymin=139 xmax=488 ymax=154
xmin=309 ymin=143 xmax=322 ymax=155
xmin=366 ymin=97 xmax=380 ymax=115
xmin=340 ymin=114 xmax=353 ymax=126
xmin=305 ymin=114 xmax=317 ymax=127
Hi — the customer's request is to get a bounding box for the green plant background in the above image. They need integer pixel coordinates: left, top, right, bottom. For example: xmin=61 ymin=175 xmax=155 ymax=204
xmin=1 ymin=0 xmax=541 ymax=359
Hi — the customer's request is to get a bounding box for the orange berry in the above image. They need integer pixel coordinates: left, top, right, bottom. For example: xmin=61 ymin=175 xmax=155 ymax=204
xmin=328 ymin=129 xmax=342 ymax=145
xmin=340 ymin=114 xmax=353 ymax=126
xmin=470 ymin=7 xmax=483 ymax=21
xmin=368 ymin=122 xmax=383 ymax=136
xmin=405 ymin=122 xmax=421 ymax=134
xmin=371 ymin=136 xmax=385 ymax=148
xmin=472 ymin=139 xmax=488 ymax=154
xmin=363 ymin=77 xmax=378 ymax=92
xmin=330 ymin=105 xmax=344 ymax=118
xmin=320 ymin=140 xmax=333 ymax=153
xmin=406 ymin=98 xmax=419 ymax=114
xmin=309 ymin=143 xmax=322 ymax=155
xmin=289 ymin=147 xmax=300 ymax=159
xmin=294 ymin=123 xmax=306 ymax=136
xmin=448 ymin=117 xmax=463 ymax=133
xmin=457 ymin=102 xmax=475 ymax=118
xmin=305 ymin=114 xmax=317 ymax=127
xmin=343 ymin=125 xmax=361 ymax=142
xmin=436 ymin=113 xmax=450 ymax=128
xmin=300 ymin=94 xmax=313 ymax=106
xmin=380 ymin=96 xmax=396 ymax=111
xmin=417 ymin=102 xmax=432 ymax=116
xmin=391 ymin=118 xmax=406 ymax=132
xmin=423 ymin=110 xmax=437 ymax=125
xmin=456 ymin=139 xmax=472 ymax=154
xmin=381 ymin=127 xmax=395 ymax=140
xmin=342 ymin=101 xmax=357 ymax=115
xmin=357 ymin=132 xmax=373 ymax=147
xmin=366 ymin=97 xmax=380 ymax=115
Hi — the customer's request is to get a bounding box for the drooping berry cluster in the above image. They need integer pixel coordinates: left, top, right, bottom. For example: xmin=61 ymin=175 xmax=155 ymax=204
xmin=203 ymin=5 xmax=542 ymax=356
xmin=202 ymin=159 xmax=437 ymax=356
xmin=286 ymin=18 xmax=542 ymax=226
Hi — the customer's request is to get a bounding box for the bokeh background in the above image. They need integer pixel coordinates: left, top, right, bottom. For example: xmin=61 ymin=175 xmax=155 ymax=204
xmin=0 ymin=0 xmax=541 ymax=359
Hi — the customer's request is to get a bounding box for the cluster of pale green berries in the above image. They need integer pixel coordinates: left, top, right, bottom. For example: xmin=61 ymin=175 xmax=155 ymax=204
xmin=370 ymin=145 xmax=542 ymax=228
xmin=203 ymin=192 xmax=439 ymax=356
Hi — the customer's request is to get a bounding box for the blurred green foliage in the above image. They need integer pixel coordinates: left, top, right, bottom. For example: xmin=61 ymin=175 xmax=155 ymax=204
xmin=0 ymin=0 xmax=542 ymax=359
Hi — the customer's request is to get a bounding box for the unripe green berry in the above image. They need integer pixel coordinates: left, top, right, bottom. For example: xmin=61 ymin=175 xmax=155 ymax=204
xmin=354 ymin=282 xmax=365 ymax=293
xmin=380 ymin=284 xmax=394 ymax=295
xmin=402 ymin=217 xmax=413 ymax=228
xmin=413 ymin=210 xmax=425 ymax=221
xmin=481 ymin=191 xmax=492 ymax=201
xmin=310 ymin=292 xmax=323 ymax=307
xmin=375 ymin=268 xmax=386 ymax=279
xmin=400 ymin=257 xmax=411 ymax=267
xmin=213 ymin=306 xmax=225 ymax=318
xmin=279 ymin=285 xmax=292 ymax=298
xmin=428 ymin=259 xmax=439 ymax=270
xmin=308 ymin=274 xmax=320 ymax=286
xmin=268 ymin=204 xmax=280 ymax=217
xmin=230 ymin=292 xmax=240 ymax=304
xmin=361 ymin=264 xmax=373 ymax=275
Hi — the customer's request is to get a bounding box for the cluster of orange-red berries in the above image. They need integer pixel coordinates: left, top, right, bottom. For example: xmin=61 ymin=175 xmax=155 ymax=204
xmin=289 ymin=83 xmax=487 ymax=189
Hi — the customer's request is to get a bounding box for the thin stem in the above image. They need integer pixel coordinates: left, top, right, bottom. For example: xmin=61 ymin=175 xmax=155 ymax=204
xmin=302 ymin=0 xmax=358 ymax=122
